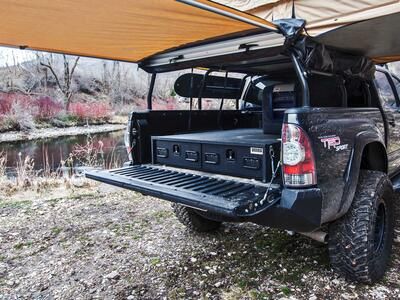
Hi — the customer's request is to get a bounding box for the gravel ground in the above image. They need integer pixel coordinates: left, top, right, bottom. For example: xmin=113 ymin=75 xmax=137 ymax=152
xmin=1 ymin=185 xmax=400 ymax=299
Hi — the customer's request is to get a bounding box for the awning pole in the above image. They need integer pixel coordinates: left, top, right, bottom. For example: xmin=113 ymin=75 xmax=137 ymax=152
xmin=177 ymin=0 xmax=279 ymax=33
xmin=290 ymin=52 xmax=310 ymax=107
xmin=147 ymin=73 xmax=157 ymax=110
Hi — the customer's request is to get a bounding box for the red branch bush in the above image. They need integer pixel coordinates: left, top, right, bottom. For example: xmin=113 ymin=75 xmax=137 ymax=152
xmin=0 ymin=93 xmax=33 ymax=114
xmin=69 ymin=102 xmax=111 ymax=121
xmin=34 ymin=96 xmax=63 ymax=120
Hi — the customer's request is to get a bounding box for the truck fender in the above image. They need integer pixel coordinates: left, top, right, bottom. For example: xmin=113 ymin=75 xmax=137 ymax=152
xmin=336 ymin=130 xmax=387 ymax=218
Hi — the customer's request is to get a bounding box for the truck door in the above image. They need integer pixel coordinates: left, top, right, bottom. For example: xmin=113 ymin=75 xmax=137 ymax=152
xmin=375 ymin=69 xmax=400 ymax=174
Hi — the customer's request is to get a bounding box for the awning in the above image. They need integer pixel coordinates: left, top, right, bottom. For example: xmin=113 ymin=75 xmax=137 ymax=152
xmin=0 ymin=0 xmax=276 ymax=62
xmin=1 ymin=0 xmax=400 ymax=66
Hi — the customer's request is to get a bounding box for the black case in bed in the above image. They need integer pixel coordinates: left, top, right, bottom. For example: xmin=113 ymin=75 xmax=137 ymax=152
xmin=151 ymin=129 xmax=280 ymax=182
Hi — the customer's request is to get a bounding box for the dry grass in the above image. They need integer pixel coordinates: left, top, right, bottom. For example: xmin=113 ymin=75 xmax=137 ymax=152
xmin=0 ymin=151 xmax=7 ymax=183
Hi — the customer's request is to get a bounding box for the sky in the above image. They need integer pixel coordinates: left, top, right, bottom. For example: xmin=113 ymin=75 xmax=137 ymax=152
xmin=0 ymin=46 xmax=36 ymax=67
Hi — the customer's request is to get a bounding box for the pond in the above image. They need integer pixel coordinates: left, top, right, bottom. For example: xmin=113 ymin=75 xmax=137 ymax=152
xmin=0 ymin=130 xmax=127 ymax=176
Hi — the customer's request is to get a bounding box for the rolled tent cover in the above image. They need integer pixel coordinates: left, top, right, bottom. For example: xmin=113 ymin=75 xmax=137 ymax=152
xmin=215 ymin=0 xmax=400 ymax=36
xmin=0 ymin=0 xmax=275 ymax=63
xmin=215 ymin=0 xmax=400 ymax=63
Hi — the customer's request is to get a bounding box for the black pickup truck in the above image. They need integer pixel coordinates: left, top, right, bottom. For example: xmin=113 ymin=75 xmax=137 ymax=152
xmin=86 ymin=21 xmax=400 ymax=283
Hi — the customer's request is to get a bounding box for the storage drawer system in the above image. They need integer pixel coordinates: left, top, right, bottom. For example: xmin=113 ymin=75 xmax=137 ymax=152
xmin=152 ymin=129 xmax=280 ymax=182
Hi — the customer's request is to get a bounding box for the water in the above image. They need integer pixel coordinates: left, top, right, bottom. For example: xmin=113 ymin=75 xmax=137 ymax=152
xmin=0 ymin=130 xmax=127 ymax=175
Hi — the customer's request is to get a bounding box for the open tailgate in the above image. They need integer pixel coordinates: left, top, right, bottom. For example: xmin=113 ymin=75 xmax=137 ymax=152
xmin=86 ymin=165 xmax=280 ymax=218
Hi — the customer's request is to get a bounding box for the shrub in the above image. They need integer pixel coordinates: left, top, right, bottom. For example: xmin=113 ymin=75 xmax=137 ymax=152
xmin=0 ymin=93 xmax=13 ymax=114
xmin=68 ymin=102 xmax=87 ymax=120
xmin=9 ymin=101 xmax=36 ymax=131
xmin=90 ymin=102 xmax=112 ymax=120
xmin=0 ymin=93 xmax=33 ymax=114
xmin=34 ymin=96 xmax=63 ymax=121
xmin=69 ymin=102 xmax=111 ymax=122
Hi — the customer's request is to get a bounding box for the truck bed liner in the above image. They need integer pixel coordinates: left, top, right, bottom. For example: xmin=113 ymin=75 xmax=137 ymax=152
xmin=86 ymin=164 xmax=280 ymax=217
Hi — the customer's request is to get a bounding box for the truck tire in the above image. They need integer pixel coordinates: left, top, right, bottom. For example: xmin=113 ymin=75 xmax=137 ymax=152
xmin=328 ymin=170 xmax=395 ymax=283
xmin=172 ymin=204 xmax=221 ymax=232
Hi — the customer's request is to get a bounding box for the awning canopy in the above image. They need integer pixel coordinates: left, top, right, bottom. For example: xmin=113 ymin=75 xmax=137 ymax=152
xmin=1 ymin=0 xmax=400 ymax=67
xmin=0 ymin=0 xmax=275 ymax=62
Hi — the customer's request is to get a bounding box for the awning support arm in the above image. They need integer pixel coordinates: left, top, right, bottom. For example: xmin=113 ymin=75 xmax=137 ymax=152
xmin=147 ymin=73 xmax=157 ymax=110
xmin=176 ymin=0 xmax=279 ymax=33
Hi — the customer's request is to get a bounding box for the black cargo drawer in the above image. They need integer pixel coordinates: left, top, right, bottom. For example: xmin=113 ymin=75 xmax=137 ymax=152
xmin=153 ymin=140 xmax=201 ymax=168
xmin=202 ymin=143 xmax=266 ymax=180
xmin=86 ymin=165 xmax=280 ymax=217
xmin=151 ymin=129 xmax=280 ymax=182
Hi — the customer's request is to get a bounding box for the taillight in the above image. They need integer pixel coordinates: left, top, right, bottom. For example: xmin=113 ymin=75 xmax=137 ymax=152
xmin=281 ymin=123 xmax=316 ymax=187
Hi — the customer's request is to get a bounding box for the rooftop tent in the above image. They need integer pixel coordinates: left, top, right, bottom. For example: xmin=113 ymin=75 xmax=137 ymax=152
xmin=215 ymin=0 xmax=400 ymax=63
xmin=314 ymin=12 xmax=400 ymax=63
xmin=0 ymin=0 xmax=276 ymax=63
xmin=215 ymin=0 xmax=400 ymax=36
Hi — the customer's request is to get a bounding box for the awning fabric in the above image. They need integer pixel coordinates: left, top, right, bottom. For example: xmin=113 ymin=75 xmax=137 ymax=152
xmin=1 ymin=0 xmax=400 ymax=65
xmin=0 ymin=0 xmax=275 ymax=63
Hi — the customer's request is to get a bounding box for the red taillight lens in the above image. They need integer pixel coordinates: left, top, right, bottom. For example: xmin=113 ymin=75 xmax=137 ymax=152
xmin=282 ymin=123 xmax=316 ymax=187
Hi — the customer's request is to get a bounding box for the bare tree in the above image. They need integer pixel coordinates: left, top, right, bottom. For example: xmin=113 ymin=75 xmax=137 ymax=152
xmin=40 ymin=54 xmax=80 ymax=110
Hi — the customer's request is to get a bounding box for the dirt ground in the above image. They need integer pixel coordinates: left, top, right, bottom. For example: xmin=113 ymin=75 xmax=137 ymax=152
xmin=1 ymin=184 xmax=400 ymax=300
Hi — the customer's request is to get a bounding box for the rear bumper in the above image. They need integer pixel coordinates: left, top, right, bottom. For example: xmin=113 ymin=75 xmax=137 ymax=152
xmin=247 ymin=188 xmax=322 ymax=232
xmin=86 ymin=165 xmax=322 ymax=232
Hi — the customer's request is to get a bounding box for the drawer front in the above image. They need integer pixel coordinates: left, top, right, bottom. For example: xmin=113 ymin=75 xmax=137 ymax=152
xmin=153 ymin=140 xmax=201 ymax=169
xmin=202 ymin=144 xmax=266 ymax=180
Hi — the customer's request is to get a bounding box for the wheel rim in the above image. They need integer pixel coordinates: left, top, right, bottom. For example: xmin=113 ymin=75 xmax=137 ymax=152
xmin=374 ymin=201 xmax=386 ymax=254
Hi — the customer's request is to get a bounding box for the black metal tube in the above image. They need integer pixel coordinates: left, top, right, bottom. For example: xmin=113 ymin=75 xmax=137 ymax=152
xmin=188 ymin=69 xmax=194 ymax=130
xmin=290 ymin=52 xmax=310 ymax=107
xmin=198 ymin=69 xmax=213 ymax=110
xmin=219 ymin=71 xmax=228 ymax=110
xmin=236 ymin=74 xmax=250 ymax=109
xmin=147 ymin=73 xmax=157 ymax=110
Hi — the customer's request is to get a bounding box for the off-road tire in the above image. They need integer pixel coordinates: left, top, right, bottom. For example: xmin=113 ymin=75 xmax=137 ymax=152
xmin=172 ymin=204 xmax=221 ymax=232
xmin=328 ymin=170 xmax=395 ymax=283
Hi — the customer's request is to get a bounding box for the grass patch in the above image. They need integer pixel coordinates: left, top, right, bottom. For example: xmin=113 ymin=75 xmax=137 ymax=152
xmin=51 ymin=227 xmax=63 ymax=235
xmin=150 ymin=257 xmax=161 ymax=266
xmin=13 ymin=241 xmax=33 ymax=250
xmin=0 ymin=200 xmax=32 ymax=209
xmin=280 ymin=286 xmax=291 ymax=296
xmin=152 ymin=210 xmax=173 ymax=221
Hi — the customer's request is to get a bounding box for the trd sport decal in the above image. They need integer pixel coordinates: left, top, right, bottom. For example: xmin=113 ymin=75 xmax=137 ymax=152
xmin=320 ymin=135 xmax=348 ymax=151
